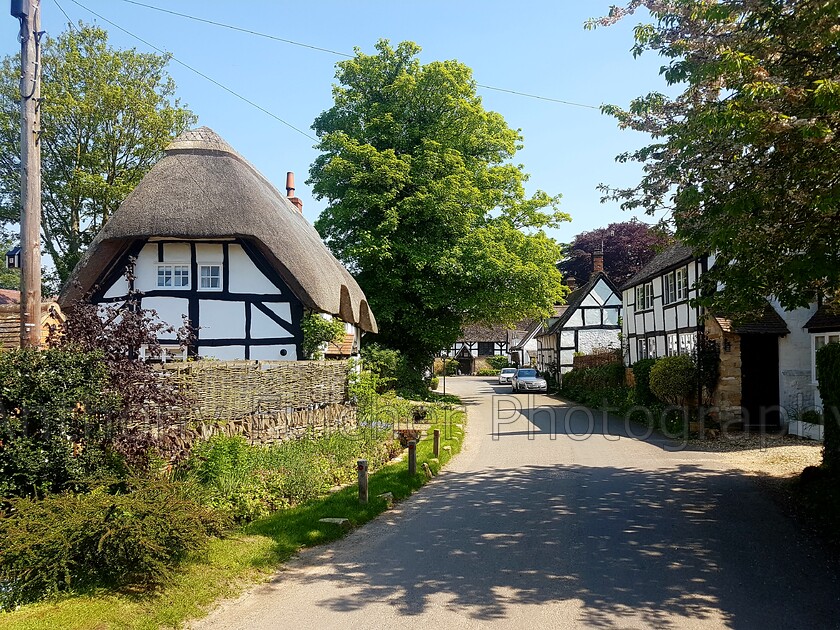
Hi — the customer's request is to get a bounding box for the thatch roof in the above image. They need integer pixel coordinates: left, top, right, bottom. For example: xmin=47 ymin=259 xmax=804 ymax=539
xmin=59 ymin=127 xmax=376 ymax=333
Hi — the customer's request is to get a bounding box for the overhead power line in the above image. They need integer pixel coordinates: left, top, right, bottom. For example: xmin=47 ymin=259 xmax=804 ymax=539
xmin=67 ymin=0 xmax=317 ymax=141
xmin=114 ymin=0 xmax=601 ymax=111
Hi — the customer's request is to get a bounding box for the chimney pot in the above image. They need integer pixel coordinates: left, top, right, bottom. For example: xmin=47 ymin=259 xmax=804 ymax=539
xmin=285 ymin=171 xmax=295 ymax=197
xmin=285 ymin=171 xmax=303 ymax=212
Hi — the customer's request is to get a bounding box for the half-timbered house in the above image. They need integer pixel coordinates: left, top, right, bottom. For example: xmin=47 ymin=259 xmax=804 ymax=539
xmin=59 ymin=127 xmax=377 ymax=361
xmin=621 ymin=243 xmax=823 ymax=428
xmin=535 ymin=270 xmax=622 ymax=377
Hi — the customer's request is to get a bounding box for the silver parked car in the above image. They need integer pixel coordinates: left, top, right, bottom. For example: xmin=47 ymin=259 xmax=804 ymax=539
xmin=511 ymin=368 xmax=548 ymax=393
xmin=498 ymin=367 xmax=517 ymax=384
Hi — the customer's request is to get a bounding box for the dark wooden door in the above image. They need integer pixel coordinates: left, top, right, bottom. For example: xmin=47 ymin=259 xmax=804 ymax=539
xmin=740 ymin=334 xmax=781 ymax=427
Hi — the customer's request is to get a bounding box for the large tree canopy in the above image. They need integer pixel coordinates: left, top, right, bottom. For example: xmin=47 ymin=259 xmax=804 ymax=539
xmin=559 ymin=219 xmax=673 ymax=286
xmin=0 ymin=23 xmax=196 ymax=280
xmin=590 ymin=0 xmax=840 ymax=315
xmin=310 ymin=40 xmax=568 ymax=368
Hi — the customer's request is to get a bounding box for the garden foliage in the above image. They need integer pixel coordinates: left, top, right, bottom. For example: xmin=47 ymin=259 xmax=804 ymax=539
xmin=631 ymin=358 xmax=658 ymax=405
xmin=649 ymin=355 xmax=697 ymax=406
xmin=485 ymin=355 xmax=511 ymax=370
xmin=0 ymin=478 xmax=227 ymax=608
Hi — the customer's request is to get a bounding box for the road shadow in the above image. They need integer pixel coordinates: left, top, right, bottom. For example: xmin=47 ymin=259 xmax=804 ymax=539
xmin=279 ymin=463 xmax=840 ymax=628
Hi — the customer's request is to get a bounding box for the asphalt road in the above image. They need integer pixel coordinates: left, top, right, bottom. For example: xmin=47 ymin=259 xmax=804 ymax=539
xmin=194 ymin=376 xmax=840 ymax=629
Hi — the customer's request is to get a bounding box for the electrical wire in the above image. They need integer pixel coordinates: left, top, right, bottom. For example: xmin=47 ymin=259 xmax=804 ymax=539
xmin=113 ymin=0 xmax=601 ymax=111
xmin=67 ymin=0 xmax=317 ymax=141
xmin=52 ymin=0 xmax=74 ymax=27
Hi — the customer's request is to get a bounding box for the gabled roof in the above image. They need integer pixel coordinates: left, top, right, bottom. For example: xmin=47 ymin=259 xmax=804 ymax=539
xmin=59 ymin=127 xmax=376 ymax=332
xmin=0 ymin=289 xmax=20 ymax=305
xmin=512 ymin=307 xmax=565 ymax=349
xmin=621 ymin=243 xmax=697 ymax=291
xmin=712 ymin=303 xmax=790 ymax=336
xmin=805 ymin=303 xmax=840 ymax=333
xmin=459 ymin=323 xmax=510 ymax=343
xmin=546 ymin=271 xmax=620 ymax=335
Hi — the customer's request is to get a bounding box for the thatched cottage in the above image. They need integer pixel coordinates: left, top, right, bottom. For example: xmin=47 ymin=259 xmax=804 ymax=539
xmin=59 ymin=127 xmax=376 ymax=361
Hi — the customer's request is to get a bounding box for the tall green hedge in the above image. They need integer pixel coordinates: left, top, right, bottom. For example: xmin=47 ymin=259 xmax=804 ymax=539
xmin=631 ymin=358 xmax=658 ymax=405
xmin=816 ymin=342 xmax=840 ymax=473
xmin=649 ymin=355 xmax=697 ymax=406
xmin=560 ymin=363 xmax=628 ymax=408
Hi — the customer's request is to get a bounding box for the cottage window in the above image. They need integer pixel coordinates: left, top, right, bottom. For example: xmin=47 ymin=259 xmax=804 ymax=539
xmin=638 ymin=338 xmax=652 ymax=360
xmin=813 ymin=334 xmax=840 ymax=383
xmin=139 ymin=344 xmax=188 ymax=363
xmin=664 ymin=267 xmax=688 ymax=305
xmin=679 ymin=333 xmax=696 ymax=356
xmin=199 ymin=264 xmax=221 ymax=290
xmin=667 ymin=333 xmax=678 ymax=356
xmin=635 ymin=281 xmax=654 ymax=310
xmin=157 ymin=264 xmax=189 ymax=288
xmin=477 ymin=341 xmax=495 ymax=356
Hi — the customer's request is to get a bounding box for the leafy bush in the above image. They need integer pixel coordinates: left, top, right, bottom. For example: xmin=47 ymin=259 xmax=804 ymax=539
xmin=649 ymin=355 xmax=697 ymax=405
xmin=485 ymin=355 xmax=511 ymax=370
xmin=631 ymin=358 xmax=658 ymax=405
xmin=429 ymin=376 xmax=439 ymax=390
xmin=434 ymin=358 xmax=459 ymax=376
xmin=0 ymin=347 xmax=123 ymax=498
xmin=560 ymin=363 xmax=628 ymax=408
xmin=477 ymin=368 xmax=500 ymax=376
xmin=186 ymin=430 xmax=396 ymax=523
xmin=301 ymin=313 xmax=345 ymax=360
xmin=799 ymin=410 xmax=824 ymax=425
xmin=816 ymin=342 xmax=840 ymax=473
xmin=0 ymin=479 xmax=227 ymax=607
xmin=360 ymin=343 xmax=402 ymax=384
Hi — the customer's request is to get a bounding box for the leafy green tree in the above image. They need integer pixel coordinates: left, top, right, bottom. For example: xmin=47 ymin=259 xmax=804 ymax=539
xmin=309 ymin=40 xmax=569 ymax=373
xmin=301 ymin=313 xmax=346 ymax=360
xmin=0 ymin=23 xmax=196 ymax=281
xmin=590 ymin=1 xmax=840 ymax=316
xmin=0 ymin=235 xmax=20 ymax=290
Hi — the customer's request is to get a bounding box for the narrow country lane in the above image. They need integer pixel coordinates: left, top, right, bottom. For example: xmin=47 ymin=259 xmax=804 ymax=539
xmin=193 ymin=377 xmax=840 ymax=629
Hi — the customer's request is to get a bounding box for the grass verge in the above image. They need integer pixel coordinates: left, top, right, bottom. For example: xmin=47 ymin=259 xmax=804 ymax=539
xmin=0 ymin=407 xmax=465 ymax=630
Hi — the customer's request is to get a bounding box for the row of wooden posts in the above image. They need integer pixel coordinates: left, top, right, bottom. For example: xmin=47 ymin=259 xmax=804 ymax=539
xmin=356 ymin=429 xmax=441 ymax=504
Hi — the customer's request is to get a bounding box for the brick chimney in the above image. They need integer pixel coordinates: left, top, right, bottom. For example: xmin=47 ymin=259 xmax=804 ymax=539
xmin=567 ymin=276 xmax=577 ymax=290
xmin=592 ymin=246 xmax=604 ymax=275
xmin=285 ymin=172 xmax=303 ymax=212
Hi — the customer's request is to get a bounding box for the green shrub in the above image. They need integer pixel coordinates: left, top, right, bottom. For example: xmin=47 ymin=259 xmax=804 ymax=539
xmin=631 ymin=358 xmax=658 ymax=405
xmin=301 ymin=313 xmax=345 ymax=360
xmin=0 ymin=479 xmax=227 ymax=607
xmin=560 ymin=363 xmax=628 ymax=409
xmin=816 ymin=342 xmax=840 ymax=473
xmin=434 ymin=358 xmax=459 ymax=376
xmin=360 ymin=343 xmax=402 ymax=385
xmin=799 ymin=410 xmax=824 ymax=425
xmin=429 ymin=376 xmax=439 ymax=390
xmin=186 ymin=429 xmax=396 ymax=523
xmin=476 ymin=368 xmax=500 ymax=376
xmin=0 ymin=347 xmax=123 ymax=498
xmin=485 ymin=355 xmax=511 ymax=370
xmin=649 ymin=355 xmax=697 ymax=405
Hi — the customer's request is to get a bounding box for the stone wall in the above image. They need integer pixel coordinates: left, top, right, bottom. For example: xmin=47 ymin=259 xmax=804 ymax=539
xmin=704 ymin=318 xmax=742 ymax=425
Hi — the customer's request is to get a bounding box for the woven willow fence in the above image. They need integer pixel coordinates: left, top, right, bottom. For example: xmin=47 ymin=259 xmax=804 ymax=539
xmin=164 ymin=359 xmax=353 ymax=423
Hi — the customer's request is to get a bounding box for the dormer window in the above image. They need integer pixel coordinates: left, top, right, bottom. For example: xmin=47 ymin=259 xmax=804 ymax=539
xmin=157 ymin=264 xmax=190 ymax=288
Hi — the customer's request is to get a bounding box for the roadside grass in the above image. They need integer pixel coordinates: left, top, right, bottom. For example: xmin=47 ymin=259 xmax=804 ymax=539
xmin=0 ymin=407 xmax=465 ymax=630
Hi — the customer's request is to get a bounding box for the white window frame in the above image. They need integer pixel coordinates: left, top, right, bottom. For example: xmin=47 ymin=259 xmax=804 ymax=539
xmin=667 ymin=333 xmax=678 ymax=356
xmin=635 ymin=281 xmax=654 ymax=311
xmin=679 ymin=332 xmax=696 ymax=356
xmin=812 ymin=333 xmax=840 ymax=384
xmin=156 ymin=264 xmax=190 ymax=289
xmin=676 ymin=267 xmax=688 ymax=301
xmin=139 ymin=344 xmax=188 ymax=363
xmin=198 ymin=264 xmax=222 ymax=291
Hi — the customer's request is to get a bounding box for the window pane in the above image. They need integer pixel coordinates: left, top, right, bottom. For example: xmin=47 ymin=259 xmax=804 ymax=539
xmin=830 ymin=335 xmax=840 ymax=345
xmin=816 ymin=336 xmax=826 ymax=351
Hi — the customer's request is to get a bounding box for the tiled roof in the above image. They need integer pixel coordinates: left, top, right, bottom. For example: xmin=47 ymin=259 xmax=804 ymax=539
xmin=621 ymin=243 xmax=697 ymax=291
xmin=805 ymin=304 xmax=840 ymax=332
xmin=0 ymin=289 xmax=20 ymax=304
xmin=713 ymin=303 xmax=790 ymax=336
xmin=0 ymin=302 xmax=64 ymax=349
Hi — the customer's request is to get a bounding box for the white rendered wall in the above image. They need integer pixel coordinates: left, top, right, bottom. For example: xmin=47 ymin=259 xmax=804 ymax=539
xmin=774 ymin=300 xmax=820 ymax=418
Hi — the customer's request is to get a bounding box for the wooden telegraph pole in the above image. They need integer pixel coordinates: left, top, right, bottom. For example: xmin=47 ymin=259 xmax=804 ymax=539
xmin=14 ymin=0 xmax=42 ymax=348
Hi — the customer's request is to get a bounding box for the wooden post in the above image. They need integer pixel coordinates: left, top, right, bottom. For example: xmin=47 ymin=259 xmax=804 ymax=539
xmin=357 ymin=459 xmax=368 ymax=504
xmin=16 ymin=0 xmax=42 ymax=348
xmin=433 ymin=429 xmax=440 ymax=458
xmin=407 ymin=440 xmax=416 ymax=476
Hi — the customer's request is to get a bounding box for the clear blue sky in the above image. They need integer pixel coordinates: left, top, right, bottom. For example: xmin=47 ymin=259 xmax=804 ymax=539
xmin=8 ymin=0 xmax=673 ymax=244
